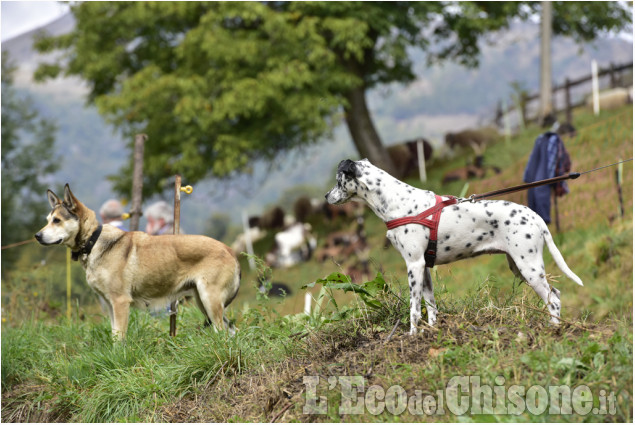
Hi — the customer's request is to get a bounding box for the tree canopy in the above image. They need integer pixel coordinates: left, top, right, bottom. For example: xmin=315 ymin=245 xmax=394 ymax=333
xmin=34 ymin=1 xmax=632 ymax=196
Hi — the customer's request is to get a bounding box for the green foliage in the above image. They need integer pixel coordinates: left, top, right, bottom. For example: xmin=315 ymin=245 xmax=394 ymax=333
xmin=549 ymin=2 xmax=632 ymax=43
xmin=306 ymin=271 xmax=387 ymax=311
xmin=35 ymin=2 xmax=361 ymax=196
xmin=1 ymin=52 xmax=59 ymax=272
xmin=303 ymin=271 xmax=409 ymax=327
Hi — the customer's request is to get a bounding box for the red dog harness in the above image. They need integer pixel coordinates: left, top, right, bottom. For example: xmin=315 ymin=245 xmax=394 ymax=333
xmin=385 ymin=195 xmax=458 ymax=267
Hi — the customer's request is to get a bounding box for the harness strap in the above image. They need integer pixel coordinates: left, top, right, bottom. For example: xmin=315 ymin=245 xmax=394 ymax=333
xmin=385 ymin=195 xmax=457 ymax=267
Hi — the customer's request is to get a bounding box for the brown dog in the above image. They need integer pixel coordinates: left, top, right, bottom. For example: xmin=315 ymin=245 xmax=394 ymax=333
xmin=35 ymin=184 xmax=240 ymax=339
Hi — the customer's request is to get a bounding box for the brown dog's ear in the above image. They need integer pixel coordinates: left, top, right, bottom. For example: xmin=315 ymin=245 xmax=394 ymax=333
xmin=63 ymin=184 xmax=78 ymax=211
xmin=47 ymin=189 xmax=61 ymax=209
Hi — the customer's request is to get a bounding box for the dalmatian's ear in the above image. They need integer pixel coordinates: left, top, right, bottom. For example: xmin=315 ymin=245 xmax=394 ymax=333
xmin=337 ymin=159 xmax=362 ymax=179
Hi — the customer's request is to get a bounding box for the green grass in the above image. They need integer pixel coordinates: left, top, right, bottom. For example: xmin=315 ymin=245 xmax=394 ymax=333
xmin=1 ymin=302 xmax=312 ymax=422
xmin=2 ymin=105 xmax=632 ymax=422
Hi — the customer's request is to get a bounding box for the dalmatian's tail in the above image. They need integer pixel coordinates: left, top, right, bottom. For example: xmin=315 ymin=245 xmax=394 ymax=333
xmin=542 ymin=224 xmax=584 ymax=286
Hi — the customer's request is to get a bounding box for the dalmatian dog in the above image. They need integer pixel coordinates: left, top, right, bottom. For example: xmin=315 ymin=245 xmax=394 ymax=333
xmin=325 ymin=159 xmax=583 ymax=335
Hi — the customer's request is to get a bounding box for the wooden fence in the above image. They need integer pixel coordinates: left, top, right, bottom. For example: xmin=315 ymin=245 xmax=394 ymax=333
xmin=494 ymin=61 xmax=632 ymax=127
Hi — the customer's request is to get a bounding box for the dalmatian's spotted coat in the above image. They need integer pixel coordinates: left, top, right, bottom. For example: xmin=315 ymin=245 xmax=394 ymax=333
xmin=325 ymin=159 xmax=583 ymax=335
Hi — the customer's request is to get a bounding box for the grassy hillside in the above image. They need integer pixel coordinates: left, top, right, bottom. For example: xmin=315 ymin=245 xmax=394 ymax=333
xmin=2 ymin=105 xmax=632 ymax=422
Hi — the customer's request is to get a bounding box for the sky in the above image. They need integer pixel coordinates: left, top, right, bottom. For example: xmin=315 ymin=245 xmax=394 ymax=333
xmin=1 ymin=1 xmax=70 ymax=41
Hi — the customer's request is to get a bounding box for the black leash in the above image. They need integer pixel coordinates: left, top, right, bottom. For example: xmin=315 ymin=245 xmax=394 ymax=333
xmin=464 ymin=158 xmax=632 ymax=202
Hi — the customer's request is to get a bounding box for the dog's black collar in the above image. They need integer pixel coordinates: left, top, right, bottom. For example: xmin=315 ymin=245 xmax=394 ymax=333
xmin=72 ymin=225 xmax=102 ymax=261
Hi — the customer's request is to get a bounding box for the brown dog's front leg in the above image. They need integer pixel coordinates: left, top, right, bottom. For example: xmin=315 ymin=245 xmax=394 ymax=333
xmin=111 ymin=296 xmax=132 ymax=340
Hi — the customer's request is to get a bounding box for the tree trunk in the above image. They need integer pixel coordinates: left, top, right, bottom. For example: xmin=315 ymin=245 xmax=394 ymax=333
xmin=343 ymin=85 xmax=397 ymax=176
xmin=129 ymin=133 xmax=146 ymax=231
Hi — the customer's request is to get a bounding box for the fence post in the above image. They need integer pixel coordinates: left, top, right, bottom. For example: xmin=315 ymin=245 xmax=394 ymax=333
xmin=591 ymin=60 xmax=600 ymax=116
xmin=417 ymin=139 xmax=427 ymax=183
xmin=609 ymin=62 xmax=617 ymax=88
xmin=502 ymin=98 xmax=511 ymax=145
xmin=616 ymin=160 xmax=624 ymax=218
xmin=129 ymin=134 xmax=147 ymax=231
xmin=564 ymin=78 xmax=572 ymax=124
xmin=520 ymin=93 xmax=528 ymax=128
xmin=494 ymin=100 xmax=503 ymax=127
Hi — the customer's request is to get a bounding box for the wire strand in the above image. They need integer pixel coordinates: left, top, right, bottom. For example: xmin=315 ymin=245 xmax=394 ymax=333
xmin=577 ymin=158 xmax=632 ymax=175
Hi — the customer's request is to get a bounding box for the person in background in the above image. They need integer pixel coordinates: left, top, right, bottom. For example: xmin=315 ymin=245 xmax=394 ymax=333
xmin=145 ymin=200 xmax=175 ymax=235
xmin=99 ymin=199 xmax=127 ymax=231
xmin=144 ymin=200 xmax=180 ymax=317
xmin=523 ymin=122 xmax=575 ymax=224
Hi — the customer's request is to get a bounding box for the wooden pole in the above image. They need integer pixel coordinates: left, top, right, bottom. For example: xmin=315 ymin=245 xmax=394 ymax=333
xmin=66 ymin=248 xmax=71 ymax=320
xmin=129 ymin=134 xmax=147 ymax=231
xmin=169 ymin=175 xmax=182 ymax=337
xmin=174 ymin=175 xmax=182 ymax=234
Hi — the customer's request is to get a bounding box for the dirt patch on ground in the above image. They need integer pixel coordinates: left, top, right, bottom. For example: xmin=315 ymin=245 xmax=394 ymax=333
xmin=1 ymin=382 xmax=71 ymax=423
